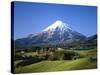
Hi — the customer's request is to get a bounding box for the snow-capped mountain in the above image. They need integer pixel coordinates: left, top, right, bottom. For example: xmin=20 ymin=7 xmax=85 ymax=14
xmin=15 ymin=20 xmax=86 ymax=48
xmin=43 ymin=20 xmax=71 ymax=32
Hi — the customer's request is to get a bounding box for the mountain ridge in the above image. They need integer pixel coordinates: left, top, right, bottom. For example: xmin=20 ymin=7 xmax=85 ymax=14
xmin=15 ymin=20 xmax=87 ymax=49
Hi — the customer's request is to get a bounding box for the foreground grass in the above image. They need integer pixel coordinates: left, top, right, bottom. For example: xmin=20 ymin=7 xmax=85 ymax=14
xmin=15 ymin=49 xmax=97 ymax=73
xmin=15 ymin=57 xmax=97 ymax=73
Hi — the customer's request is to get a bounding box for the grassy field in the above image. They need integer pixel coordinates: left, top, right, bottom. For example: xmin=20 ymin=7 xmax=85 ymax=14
xmin=15 ymin=57 xmax=97 ymax=73
xmin=15 ymin=49 xmax=97 ymax=73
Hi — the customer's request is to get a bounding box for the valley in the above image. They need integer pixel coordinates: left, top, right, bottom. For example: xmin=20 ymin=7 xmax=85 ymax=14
xmin=14 ymin=20 xmax=97 ymax=73
xmin=14 ymin=47 xmax=97 ymax=73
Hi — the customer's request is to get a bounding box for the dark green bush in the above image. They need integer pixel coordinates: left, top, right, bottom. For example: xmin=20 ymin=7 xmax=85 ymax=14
xmin=88 ymin=57 xmax=97 ymax=62
xmin=47 ymin=50 xmax=82 ymax=60
xmin=16 ymin=56 xmax=44 ymax=67
xmin=63 ymin=51 xmax=83 ymax=60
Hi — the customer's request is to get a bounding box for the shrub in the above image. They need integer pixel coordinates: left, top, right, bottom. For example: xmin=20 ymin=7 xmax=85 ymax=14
xmin=16 ymin=56 xmax=44 ymax=67
xmin=14 ymin=54 xmax=26 ymax=60
xmin=62 ymin=51 xmax=83 ymax=60
xmin=88 ymin=57 xmax=97 ymax=62
xmin=47 ymin=51 xmax=64 ymax=60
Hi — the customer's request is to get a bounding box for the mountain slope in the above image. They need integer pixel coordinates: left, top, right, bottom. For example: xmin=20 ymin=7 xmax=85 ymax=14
xmin=82 ymin=34 xmax=97 ymax=47
xmin=15 ymin=20 xmax=86 ymax=49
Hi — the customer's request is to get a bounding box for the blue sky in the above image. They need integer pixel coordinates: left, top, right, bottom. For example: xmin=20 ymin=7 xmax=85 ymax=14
xmin=13 ymin=1 xmax=97 ymax=39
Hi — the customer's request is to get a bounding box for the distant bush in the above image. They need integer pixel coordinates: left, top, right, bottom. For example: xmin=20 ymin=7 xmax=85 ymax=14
xmin=15 ymin=48 xmax=84 ymax=67
xmin=88 ymin=57 xmax=97 ymax=62
xmin=15 ymin=54 xmax=27 ymax=60
xmin=47 ymin=50 xmax=83 ymax=60
xmin=63 ymin=51 xmax=75 ymax=60
xmin=16 ymin=56 xmax=44 ymax=67
xmin=47 ymin=51 xmax=64 ymax=60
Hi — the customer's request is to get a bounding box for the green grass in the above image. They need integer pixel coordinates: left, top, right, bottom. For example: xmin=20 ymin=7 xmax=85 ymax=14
xmin=15 ymin=57 xmax=97 ymax=73
xmin=15 ymin=49 xmax=97 ymax=73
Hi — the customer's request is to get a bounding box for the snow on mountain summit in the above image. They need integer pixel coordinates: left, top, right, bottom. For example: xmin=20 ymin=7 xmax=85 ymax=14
xmin=27 ymin=20 xmax=73 ymax=39
xmin=16 ymin=20 xmax=86 ymax=48
xmin=43 ymin=20 xmax=71 ymax=32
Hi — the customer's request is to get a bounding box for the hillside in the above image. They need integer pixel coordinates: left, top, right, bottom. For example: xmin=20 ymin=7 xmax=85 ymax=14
xmin=15 ymin=48 xmax=97 ymax=73
xmin=15 ymin=20 xmax=86 ymax=49
xmin=15 ymin=58 xmax=97 ymax=73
